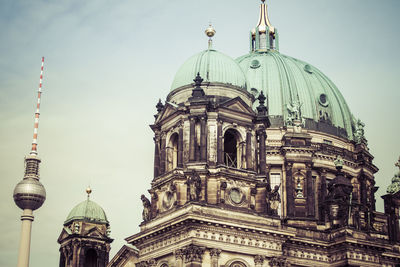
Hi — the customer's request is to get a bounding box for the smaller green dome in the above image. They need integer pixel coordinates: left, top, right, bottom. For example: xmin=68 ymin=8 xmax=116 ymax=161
xmin=65 ymin=199 xmax=108 ymax=225
xmin=171 ymin=49 xmax=247 ymax=91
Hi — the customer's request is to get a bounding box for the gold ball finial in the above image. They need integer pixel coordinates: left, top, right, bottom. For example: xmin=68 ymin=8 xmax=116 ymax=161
xmin=205 ymin=24 xmax=216 ymax=38
xmin=86 ymin=186 xmax=92 ymax=197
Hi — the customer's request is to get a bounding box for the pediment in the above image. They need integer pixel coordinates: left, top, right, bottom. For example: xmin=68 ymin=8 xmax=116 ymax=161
xmin=155 ymin=103 xmax=179 ymax=124
xmin=220 ymin=97 xmax=255 ymax=115
xmin=84 ymin=226 xmax=107 ymax=239
xmin=57 ymin=226 xmax=72 ymax=243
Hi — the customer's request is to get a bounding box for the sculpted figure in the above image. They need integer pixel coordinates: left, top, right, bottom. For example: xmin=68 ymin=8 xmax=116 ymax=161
xmin=286 ymin=100 xmax=304 ymax=127
xmin=141 ymin=194 xmax=151 ymax=222
xmin=186 ymin=170 xmax=202 ymax=201
xmin=354 ymin=119 xmax=367 ymax=145
xmin=269 ymin=185 xmax=281 ymax=215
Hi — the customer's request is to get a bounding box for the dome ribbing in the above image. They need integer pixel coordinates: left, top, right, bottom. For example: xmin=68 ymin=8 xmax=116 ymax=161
xmin=171 ymin=49 xmax=247 ymax=91
xmin=64 ymin=199 xmax=108 ymax=225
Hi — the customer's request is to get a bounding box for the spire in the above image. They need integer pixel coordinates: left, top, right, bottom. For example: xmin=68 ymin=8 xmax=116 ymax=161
xmin=30 ymin=57 xmax=45 ymax=155
xmin=205 ymin=24 xmax=216 ymax=50
xmin=250 ymin=1 xmax=279 ymax=52
xmin=13 ymin=57 xmax=47 ymax=267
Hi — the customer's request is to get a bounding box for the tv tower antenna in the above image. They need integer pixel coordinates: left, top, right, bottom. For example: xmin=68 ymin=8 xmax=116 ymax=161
xmin=30 ymin=57 xmax=44 ymax=155
xmin=13 ymin=57 xmax=47 ymax=267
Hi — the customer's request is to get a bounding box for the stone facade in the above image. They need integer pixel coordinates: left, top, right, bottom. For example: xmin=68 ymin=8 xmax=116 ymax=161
xmin=58 ymin=219 xmax=113 ymax=267
xmin=118 ymin=78 xmax=400 ymax=266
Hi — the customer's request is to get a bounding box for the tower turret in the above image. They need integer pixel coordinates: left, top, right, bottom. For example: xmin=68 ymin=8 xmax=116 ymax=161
xmin=58 ymin=188 xmax=113 ymax=267
xmin=13 ymin=57 xmax=47 ymax=267
xmin=250 ymin=0 xmax=279 ymax=52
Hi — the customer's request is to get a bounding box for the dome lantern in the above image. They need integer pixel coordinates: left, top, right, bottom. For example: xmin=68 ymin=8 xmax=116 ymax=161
xmin=250 ymin=0 xmax=279 ymax=52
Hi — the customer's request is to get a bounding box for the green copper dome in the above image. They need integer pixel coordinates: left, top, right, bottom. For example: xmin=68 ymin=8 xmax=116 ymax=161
xmin=65 ymin=199 xmax=109 ymax=225
xmin=236 ymin=51 xmax=354 ymax=139
xmin=171 ymin=49 xmax=247 ymax=91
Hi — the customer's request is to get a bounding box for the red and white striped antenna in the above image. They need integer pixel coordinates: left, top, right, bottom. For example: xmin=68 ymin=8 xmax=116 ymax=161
xmin=30 ymin=57 xmax=45 ymax=155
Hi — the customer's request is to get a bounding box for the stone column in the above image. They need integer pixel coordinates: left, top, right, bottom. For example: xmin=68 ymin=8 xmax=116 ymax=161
xmin=246 ymin=129 xmax=253 ymax=170
xmin=174 ymin=249 xmax=184 ymax=267
xmin=16 ymin=209 xmax=34 ymax=267
xmin=200 ymin=117 xmax=207 ymax=162
xmin=210 ymin=248 xmax=221 ymax=267
xmin=189 ymin=117 xmax=196 ymax=162
xmin=160 ymin=133 xmax=166 ymax=174
xmin=178 ymin=127 xmax=183 ymax=168
xmin=306 ymin=164 xmax=315 ymax=217
xmin=286 ymin=163 xmax=294 ymax=217
xmin=217 ymin=120 xmax=223 ymax=165
xmin=254 ymin=255 xmax=264 ymax=267
xmin=72 ymin=240 xmax=79 ymax=267
xmin=258 ymin=129 xmax=266 ymax=175
xmin=153 ymin=134 xmax=160 ymax=178
xmin=319 ymin=169 xmax=327 ymax=222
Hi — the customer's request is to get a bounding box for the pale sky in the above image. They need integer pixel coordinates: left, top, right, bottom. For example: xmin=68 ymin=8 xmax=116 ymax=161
xmin=0 ymin=0 xmax=399 ymax=266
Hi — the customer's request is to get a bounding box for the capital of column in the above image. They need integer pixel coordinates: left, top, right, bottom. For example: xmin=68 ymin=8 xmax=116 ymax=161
xmin=209 ymin=248 xmax=221 ymax=258
xmin=254 ymin=254 xmax=264 ymax=265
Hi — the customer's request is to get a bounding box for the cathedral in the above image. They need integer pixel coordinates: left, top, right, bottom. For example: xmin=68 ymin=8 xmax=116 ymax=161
xmin=55 ymin=1 xmax=400 ymax=266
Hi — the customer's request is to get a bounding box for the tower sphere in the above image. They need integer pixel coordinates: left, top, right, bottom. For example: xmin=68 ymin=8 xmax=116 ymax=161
xmin=205 ymin=24 xmax=216 ymax=38
xmin=13 ymin=177 xmax=46 ymax=210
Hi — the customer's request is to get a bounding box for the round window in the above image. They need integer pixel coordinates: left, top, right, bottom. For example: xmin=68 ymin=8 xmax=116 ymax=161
xmin=250 ymin=59 xmax=260 ymax=69
xmin=230 ymin=188 xmax=242 ymax=204
xmin=318 ymin=93 xmax=329 ymax=107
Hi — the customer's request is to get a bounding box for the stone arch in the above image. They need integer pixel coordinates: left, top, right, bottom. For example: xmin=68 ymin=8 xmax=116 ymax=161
xmin=224 ymin=258 xmax=250 ymax=267
xmin=157 ymin=261 xmax=169 ymax=267
xmin=222 ymin=127 xmax=244 ymax=169
xmin=166 ymin=131 xmax=179 ymax=171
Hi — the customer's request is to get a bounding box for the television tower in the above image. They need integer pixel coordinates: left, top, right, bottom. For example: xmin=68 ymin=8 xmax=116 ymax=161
xmin=13 ymin=57 xmax=47 ymax=267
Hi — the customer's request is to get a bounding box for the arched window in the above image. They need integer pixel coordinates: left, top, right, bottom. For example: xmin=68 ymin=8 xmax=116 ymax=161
xmin=167 ymin=133 xmax=178 ymax=171
xmin=230 ymin=261 xmax=246 ymax=267
xmin=84 ymin=249 xmax=97 ymax=267
xmin=224 ymin=129 xmax=238 ymax=168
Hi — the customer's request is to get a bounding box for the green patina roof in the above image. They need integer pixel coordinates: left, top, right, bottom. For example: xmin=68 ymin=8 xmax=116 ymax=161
xmin=171 ymin=49 xmax=247 ymax=91
xmin=65 ymin=199 xmax=108 ymax=225
xmin=236 ymin=51 xmax=354 ymax=138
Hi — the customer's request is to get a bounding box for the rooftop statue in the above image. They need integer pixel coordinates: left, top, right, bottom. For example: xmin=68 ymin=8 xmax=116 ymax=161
xmin=354 ymin=119 xmax=367 ymax=145
xmin=387 ymin=157 xmax=400 ymax=194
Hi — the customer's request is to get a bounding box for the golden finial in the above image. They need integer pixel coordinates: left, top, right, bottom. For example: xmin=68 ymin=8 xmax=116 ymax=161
xmin=205 ymin=24 xmax=216 ymax=49
xmin=86 ymin=186 xmax=92 ymax=198
xmin=205 ymin=24 xmax=216 ymax=38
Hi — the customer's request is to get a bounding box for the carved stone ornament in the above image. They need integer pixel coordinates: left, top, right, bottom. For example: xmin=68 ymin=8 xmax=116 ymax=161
xmin=254 ymin=255 xmax=264 ymax=265
xmin=266 ymin=184 xmax=281 ymax=215
xmin=210 ymin=248 xmax=221 ymax=257
xmin=186 ymin=170 xmax=202 ymax=202
xmin=141 ymin=194 xmax=152 ymax=222
xmin=162 ymin=191 xmax=175 ymax=210
xmin=286 ymin=100 xmax=305 ymax=127
xmin=295 ymin=178 xmax=304 ymax=198
xmin=353 ymin=119 xmax=367 ymax=145
xmin=174 ymin=249 xmax=184 ymax=260
xmin=267 ymin=256 xmax=290 ymax=267
xmin=182 ymin=244 xmax=205 ymax=263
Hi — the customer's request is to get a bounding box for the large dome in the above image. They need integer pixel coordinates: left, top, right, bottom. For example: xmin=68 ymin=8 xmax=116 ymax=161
xmin=171 ymin=49 xmax=247 ymax=91
xmin=236 ymin=51 xmax=355 ymax=139
xmin=65 ymin=199 xmax=108 ymax=225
